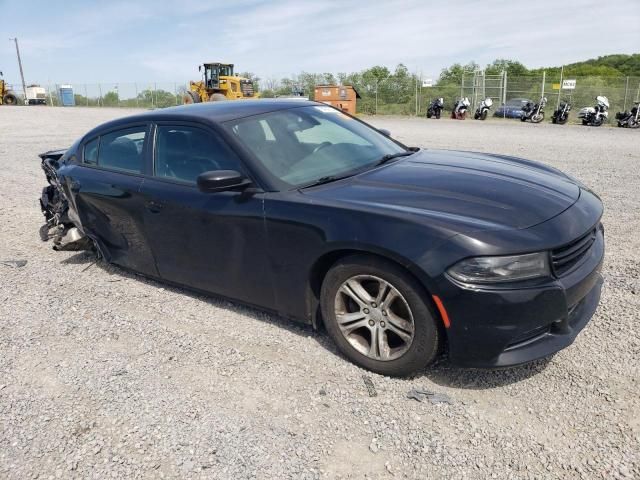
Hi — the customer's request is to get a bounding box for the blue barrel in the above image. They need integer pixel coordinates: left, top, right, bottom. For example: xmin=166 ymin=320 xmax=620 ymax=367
xmin=58 ymin=85 xmax=75 ymax=106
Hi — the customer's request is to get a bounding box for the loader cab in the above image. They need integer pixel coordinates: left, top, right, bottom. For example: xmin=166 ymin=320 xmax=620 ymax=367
xmin=201 ymin=63 xmax=234 ymax=90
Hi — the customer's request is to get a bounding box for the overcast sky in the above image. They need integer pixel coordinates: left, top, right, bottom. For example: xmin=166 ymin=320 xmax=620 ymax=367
xmin=0 ymin=0 xmax=638 ymax=87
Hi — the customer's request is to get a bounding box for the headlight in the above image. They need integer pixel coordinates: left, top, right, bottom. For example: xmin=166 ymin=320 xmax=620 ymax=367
xmin=447 ymin=252 xmax=550 ymax=284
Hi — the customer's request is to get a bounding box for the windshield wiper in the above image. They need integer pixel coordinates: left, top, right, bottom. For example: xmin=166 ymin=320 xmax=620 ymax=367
xmin=299 ymin=149 xmax=419 ymax=189
xmin=375 ymin=149 xmax=417 ymax=166
xmin=299 ymin=174 xmax=355 ymax=189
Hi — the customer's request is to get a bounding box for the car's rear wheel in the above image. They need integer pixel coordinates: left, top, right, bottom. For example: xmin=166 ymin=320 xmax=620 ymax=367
xmin=321 ymin=255 xmax=440 ymax=376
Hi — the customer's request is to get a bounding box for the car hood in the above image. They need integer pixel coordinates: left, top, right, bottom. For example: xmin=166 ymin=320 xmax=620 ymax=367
xmin=303 ymin=149 xmax=581 ymax=232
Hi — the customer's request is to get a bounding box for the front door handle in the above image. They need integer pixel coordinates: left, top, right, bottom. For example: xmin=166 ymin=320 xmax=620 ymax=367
xmin=146 ymin=200 xmax=164 ymax=213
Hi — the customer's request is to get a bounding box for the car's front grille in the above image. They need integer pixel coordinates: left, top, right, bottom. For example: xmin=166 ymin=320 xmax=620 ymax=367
xmin=551 ymin=227 xmax=598 ymax=276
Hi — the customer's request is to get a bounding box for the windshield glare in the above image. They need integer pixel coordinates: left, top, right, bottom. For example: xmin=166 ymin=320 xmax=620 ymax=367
xmin=226 ymin=106 xmax=406 ymax=188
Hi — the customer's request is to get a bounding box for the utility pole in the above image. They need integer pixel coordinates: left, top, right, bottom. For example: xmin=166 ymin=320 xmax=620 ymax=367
xmin=415 ymin=72 xmax=418 ymax=117
xmin=9 ymin=37 xmax=27 ymax=104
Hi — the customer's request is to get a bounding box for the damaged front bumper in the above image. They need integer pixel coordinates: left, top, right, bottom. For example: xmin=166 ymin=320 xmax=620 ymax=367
xmin=39 ymin=149 xmax=93 ymax=252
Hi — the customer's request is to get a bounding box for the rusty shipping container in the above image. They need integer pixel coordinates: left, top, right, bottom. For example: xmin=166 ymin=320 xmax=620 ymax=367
xmin=313 ymin=85 xmax=361 ymax=115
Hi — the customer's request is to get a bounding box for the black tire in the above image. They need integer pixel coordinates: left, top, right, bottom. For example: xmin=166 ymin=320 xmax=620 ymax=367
xmin=520 ymin=116 xmax=527 ymax=122
xmin=320 ymin=254 xmax=440 ymax=376
xmin=557 ymin=114 xmax=568 ymax=125
xmin=435 ymin=110 xmax=441 ymax=119
xmin=629 ymin=120 xmax=640 ymax=129
xmin=2 ymin=93 xmax=18 ymax=106
xmin=582 ymin=119 xmax=589 ymax=126
xmin=480 ymin=110 xmax=488 ymax=120
xmin=474 ymin=112 xmax=480 ymax=120
xmin=183 ymin=91 xmax=201 ymax=104
xmin=426 ymin=111 xmax=432 ymax=118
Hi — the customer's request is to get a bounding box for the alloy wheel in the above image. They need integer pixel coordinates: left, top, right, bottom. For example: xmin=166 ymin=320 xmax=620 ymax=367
xmin=334 ymin=275 xmax=415 ymax=361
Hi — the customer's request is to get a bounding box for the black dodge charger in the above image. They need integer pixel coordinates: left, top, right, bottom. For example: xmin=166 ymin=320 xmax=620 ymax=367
xmin=39 ymin=100 xmax=604 ymax=376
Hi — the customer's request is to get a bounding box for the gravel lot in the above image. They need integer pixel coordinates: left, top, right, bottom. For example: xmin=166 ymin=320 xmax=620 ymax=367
xmin=0 ymin=107 xmax=638 ymax=480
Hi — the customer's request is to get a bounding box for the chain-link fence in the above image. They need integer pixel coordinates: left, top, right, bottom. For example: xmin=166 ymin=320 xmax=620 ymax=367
xmin=415 ymin=73 xmax=640 ymax=118
xmin=34 ymin=83 xmax=191 ymax=108
xmin=327 ymin=73 xmax=640 ymax=118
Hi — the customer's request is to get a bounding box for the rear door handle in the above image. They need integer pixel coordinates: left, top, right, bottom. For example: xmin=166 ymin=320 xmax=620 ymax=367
xmin=146 ymin=200 xmax=164 ymax=213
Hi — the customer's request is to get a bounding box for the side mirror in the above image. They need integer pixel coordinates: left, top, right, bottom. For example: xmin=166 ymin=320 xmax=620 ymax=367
xmin=198 ymin=65 xmax=202 ymax=72
xmin=378 ymin=128 xmax=391 ymax=137
xmin=197 ymin=170 xmax=251 ymax=193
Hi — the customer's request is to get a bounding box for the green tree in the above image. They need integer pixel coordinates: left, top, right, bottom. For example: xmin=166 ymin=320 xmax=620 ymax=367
xmin=136 ymin=89 xmax=177 ymax=108
xmin=102 ymin=90 xmax=119 ymax=107
xmin=485 ymin=59 xmax=529 ymax=76
xmin=438 ymin=61 xmax=479 ymax=84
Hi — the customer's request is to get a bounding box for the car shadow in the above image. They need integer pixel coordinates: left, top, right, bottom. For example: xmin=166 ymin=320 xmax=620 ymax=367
xmin=60 ymin=251 xmax=333 ymax=347
xmin=417 ymin=355 xmax=553 ymax=390
xmin=61 ymin=251 xmax=552 ymax=390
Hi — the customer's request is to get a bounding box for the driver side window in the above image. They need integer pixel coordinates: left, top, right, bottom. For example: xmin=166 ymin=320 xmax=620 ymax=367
xmin=154 ymin=125 xmax=241 ymax=184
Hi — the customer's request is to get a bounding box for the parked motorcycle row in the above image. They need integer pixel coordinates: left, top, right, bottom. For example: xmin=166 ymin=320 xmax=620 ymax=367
xmin=425 ymin=95 xmax=639 ymax=128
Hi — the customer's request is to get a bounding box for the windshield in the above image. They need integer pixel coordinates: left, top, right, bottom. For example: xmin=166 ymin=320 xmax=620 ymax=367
xmin=206 ymin=64 xmax=233 ymax=78
xmin=225 ymin=106 xmax=406 ymax=188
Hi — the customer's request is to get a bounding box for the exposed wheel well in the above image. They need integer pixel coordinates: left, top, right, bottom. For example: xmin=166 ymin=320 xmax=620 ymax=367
xmin=308 ymin=250 xmax=448 ymax=347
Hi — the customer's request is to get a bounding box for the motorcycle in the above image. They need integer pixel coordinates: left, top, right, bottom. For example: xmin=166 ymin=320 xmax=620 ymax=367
xmin=552 ymin=100 xmax=571 ymax=124
xmin=578 ymin=96 xmax=609 ymax=126
xmin=521 ymin=97 xmax=547 ymax=123
xmin=615 ymin=101 xmax=639 ymax=128
xmin=451 ymin=97 xmax=470 ymax=120
xmin=473 ymin=98 xmax=493 ymax=120
xmin=426 ymin=98 xmax=444 ymax=119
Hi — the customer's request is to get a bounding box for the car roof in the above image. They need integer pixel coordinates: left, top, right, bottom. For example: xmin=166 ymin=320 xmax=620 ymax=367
xmin=82 ymin=99 xmax=319 ymax=139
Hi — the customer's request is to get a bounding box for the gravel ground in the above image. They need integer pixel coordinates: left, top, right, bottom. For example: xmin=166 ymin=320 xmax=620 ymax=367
xmin=0 ymin=107 xmax=638 ymax=480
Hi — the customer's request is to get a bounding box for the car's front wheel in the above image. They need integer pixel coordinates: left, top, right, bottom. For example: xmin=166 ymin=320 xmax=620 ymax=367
xmin=321 ymin=255 xmax=440 ymax=376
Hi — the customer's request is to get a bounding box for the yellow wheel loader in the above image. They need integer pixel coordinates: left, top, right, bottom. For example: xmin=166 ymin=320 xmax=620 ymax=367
xmin=0 ymin=72 xmax=19 ymax=106
xmin=184 ymin=63 xmax=258 ymax=103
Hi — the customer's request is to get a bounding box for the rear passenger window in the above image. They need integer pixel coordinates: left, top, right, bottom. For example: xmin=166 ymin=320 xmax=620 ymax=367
xmin=155 ymin=126 xmax=241 ymax=183
xmin=84 ymin=138 xmax=99 ymax=165
xmin=98 ymin=127 xmax=146 ymax=174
